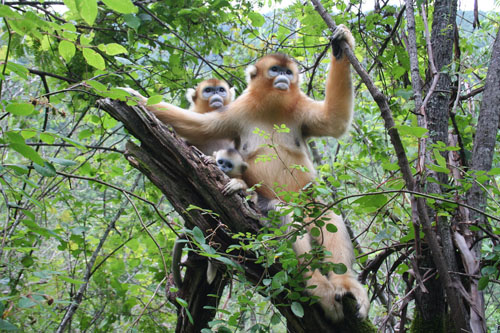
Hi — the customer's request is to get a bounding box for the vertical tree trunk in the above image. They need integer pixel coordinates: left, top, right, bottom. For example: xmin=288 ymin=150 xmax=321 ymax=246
xmin=464 ymin=27 xmax=500 ymax=333
xmin=411 ymin=0 xmax=468 ymax=330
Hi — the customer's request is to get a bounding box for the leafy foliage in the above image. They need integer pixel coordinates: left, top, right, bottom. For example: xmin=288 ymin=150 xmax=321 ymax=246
xmin=0 ymin=0 xmax=499 ymax=332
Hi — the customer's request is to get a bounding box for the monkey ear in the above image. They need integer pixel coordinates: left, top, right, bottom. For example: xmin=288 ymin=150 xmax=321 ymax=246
xmin=185 ymin=88 xmax=196 ymax=104
xmin=245 ymin=65 xmax=257 ymax=83
xmin=229 ymin=87 xmax=236 ymax=101
xmin=297 ymin=72 xmax=304 ymax=86
xmin=241 ymin=161 xmax=248 ymax=173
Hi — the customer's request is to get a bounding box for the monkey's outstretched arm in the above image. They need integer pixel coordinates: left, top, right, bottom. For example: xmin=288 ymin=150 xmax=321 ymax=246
xmin=121 ymin=88 xmax=238 ymax=145
xmin=301 ymin=25 xmax=355 ymax=139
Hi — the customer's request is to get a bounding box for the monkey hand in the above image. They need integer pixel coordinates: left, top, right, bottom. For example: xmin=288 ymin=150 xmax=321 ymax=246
xmin=222 ymin=179 xmax=246 ymax=196
xmin=203 ymin=155 xmax=216 ymax=165
xmin=118 ymin=87 xmax=148 ymax=104
xmin=330 ymin=24 xmax=355 ymax=59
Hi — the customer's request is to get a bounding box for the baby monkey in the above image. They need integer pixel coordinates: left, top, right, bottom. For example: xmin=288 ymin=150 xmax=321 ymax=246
xmin=173 ymin=148 xmax=254 ymax=288
xmin=212 ymin=148 xmax=250 ymax=196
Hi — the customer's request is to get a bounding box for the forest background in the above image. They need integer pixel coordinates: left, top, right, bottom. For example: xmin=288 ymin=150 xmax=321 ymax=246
xmin=0 ymin=0 xmax=499 ymax=332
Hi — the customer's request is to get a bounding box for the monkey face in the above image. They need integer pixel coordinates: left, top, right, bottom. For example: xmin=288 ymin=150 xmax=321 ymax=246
xmin=214 ymin=149 xmax=247 ymax=177
xmin=268 ymin=65 xmax=294 ymax=90
xmin=201 ymin=85 xmax=228 ymax=109
xmin=216 ymin=155 xmax=234 ymax=174
xmin=186 ymin=79 xmax=234 ymax=113
xmin=247 ymin=54 xmax=299 ymax=93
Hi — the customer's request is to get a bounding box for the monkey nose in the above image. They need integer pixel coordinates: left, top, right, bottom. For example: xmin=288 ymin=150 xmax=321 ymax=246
xmin=274 ymin=76 xmax=290 ymax=90
xmin=209 ymin=95 xmax=224 ymax=109
xmin=217 ymin=159 xmax=233 ymax=173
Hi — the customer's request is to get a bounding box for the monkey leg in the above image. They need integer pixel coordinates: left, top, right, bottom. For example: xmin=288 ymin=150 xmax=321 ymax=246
xmin=292 ymin=231 xmax=344 ymax=322
xmin=308 ymin=211 xmax=370 ymax=320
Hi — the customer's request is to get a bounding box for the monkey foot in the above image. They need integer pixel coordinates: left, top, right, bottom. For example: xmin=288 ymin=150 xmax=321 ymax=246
xmin=329 ymin=273 xmax=370 ymax=320
xmin=306 ymin=271 xmax=345 ymax=322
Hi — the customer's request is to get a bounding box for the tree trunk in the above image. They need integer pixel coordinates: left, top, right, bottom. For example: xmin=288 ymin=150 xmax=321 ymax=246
xmin=97 ymin=98 xmax=376 ymax=332
xmin=410 ymin=0 xmax=469 ymax=331
xmin=463 ymin=27 xmax=500 ymax=333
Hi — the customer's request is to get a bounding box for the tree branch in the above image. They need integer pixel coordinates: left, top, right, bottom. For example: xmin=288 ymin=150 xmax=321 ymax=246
xmin=97 ymin=98 xmax=376 ymax=332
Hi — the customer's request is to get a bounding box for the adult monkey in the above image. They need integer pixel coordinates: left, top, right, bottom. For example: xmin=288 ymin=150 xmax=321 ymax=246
xmin=124 ymin=25 xmax=369 ymax=322
xmin=123 ymin=78 xmax=236 ymax=155
xmin=123 ymin=79 xmax=239 ymax=289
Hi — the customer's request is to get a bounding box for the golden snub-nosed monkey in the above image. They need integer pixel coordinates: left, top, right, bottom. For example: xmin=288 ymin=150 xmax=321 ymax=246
xmin=124 ymin=25 xmax=369 ymax=322
xmin=122 ymin=79 xmax=236 ymax=156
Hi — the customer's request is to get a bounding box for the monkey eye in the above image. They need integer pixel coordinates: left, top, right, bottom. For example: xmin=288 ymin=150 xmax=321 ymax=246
xmin=270 ymin=66 xmax=279 ymax=72
xmin=286 ymin=69 xmax=293 ymax=75
xmin=218 ymin=87 xmax=226 ymax=93
xmin=203 ymin=87 xmax=214 ymax=93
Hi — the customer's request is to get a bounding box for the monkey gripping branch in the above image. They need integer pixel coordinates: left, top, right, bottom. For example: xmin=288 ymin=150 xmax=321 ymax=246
xmin=97 ymin=98 xmax=375 ymax=333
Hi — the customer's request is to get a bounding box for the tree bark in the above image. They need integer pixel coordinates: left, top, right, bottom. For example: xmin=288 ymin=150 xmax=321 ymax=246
xmin=97 ymin=98 xmax=376 ymax=333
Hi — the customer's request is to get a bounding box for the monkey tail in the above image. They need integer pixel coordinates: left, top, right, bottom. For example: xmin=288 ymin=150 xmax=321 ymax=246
xmin=172 ymin=233 xmax=187 ymax=288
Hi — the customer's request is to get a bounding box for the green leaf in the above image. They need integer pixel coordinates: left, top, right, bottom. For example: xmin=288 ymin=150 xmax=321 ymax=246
xmin=0 ymin=5 xmax=23 ymax=19
xmin=18 ymin=296 xmax=37 ymax=308
xmin=101 ymin=0 xmax=137 ymax=14
xmin=40 ymin=132 xmax=56 ymax=144
xmin=59 ymin=276 xmax=85 ymax=285
xmin=381 ymin=161 xmax=399 ymax=171
xmin=59 ymin=40 xmax=76 ymax=62
xmin=326 ymin=223 xmax=337 ymax=233
xmin=102 ymin=113 xmax=117 ymax=130
xmin=78 ymin=129 xmax=93 ymax=140
xmin=6 ymin=62 xmax=29 ymax=79
xmin=192 ymin=227 xmax=205 ymax=245
xmin=332 ymin=263 xmax=347 ymax=274
xmin=49 ymin=157 xmax=78 ymax=166
xmin=215 ymin=256 xmax=240 ymax=269
xmin=9 ymin=143 xmax=45 ymax=165
xmin=176 ymin=297 xmax=188 ymax=308
xmin=0 ymin=319 xmax=18 ymax=331
xmin=101 ymin=43 xmax=128 ymax=55
xmin=478 ymin=276 xmax=489 ymax=290
xmin=6 ymin=103 xmax=34 ymax=116
xmin=481 ymin=266 xmax=497 ymax=275
xmin=60 ymin=136 xmax=86 ymax=150
xmin=353 ymin=194 xmax=388 ymax=208
xmin=77 ymin=0 xmax=97 ymax=25
xmin=433 ymin=149 xmax=447 ymax=168
xmin=123 ymin=14 xmax=141 ymax=29
xmin=248 ymin=11 xmax=265 ymax=27
xmin=21 ymin=130 xmax=37 ymax=139
xmin=4 ymin=164 xmax=29 ymax=175
xmin=488 ymin=168 xmax=500 ymax=175
xmin=310 ymin=227 xmax=320 ymax=237
xmin=396 ymin=125 xmax=428 ymax=138
xmin=427 ymin=163 xmax=450 ymax=174
xmin=33 ymin=162 xmax=57 ymax=177
xmin=270 ymin=312 xmax=281 ymax=325
xmin=176 ymin=297 xmax=194 ymax=324
xmin=291 ymin=302 xmax=304 ymax=318
xmin=21 ymin=255 xmax=34 ymax=267
xmin=87 ymin=80 xmax=107 ymax=91
xmin=5 ymin=131 xmax=25 ymax=144
xmin=146 ymin=95 xmax=163 ymax=105
xmin=82 ymin=48 xmax=105 ymax=70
